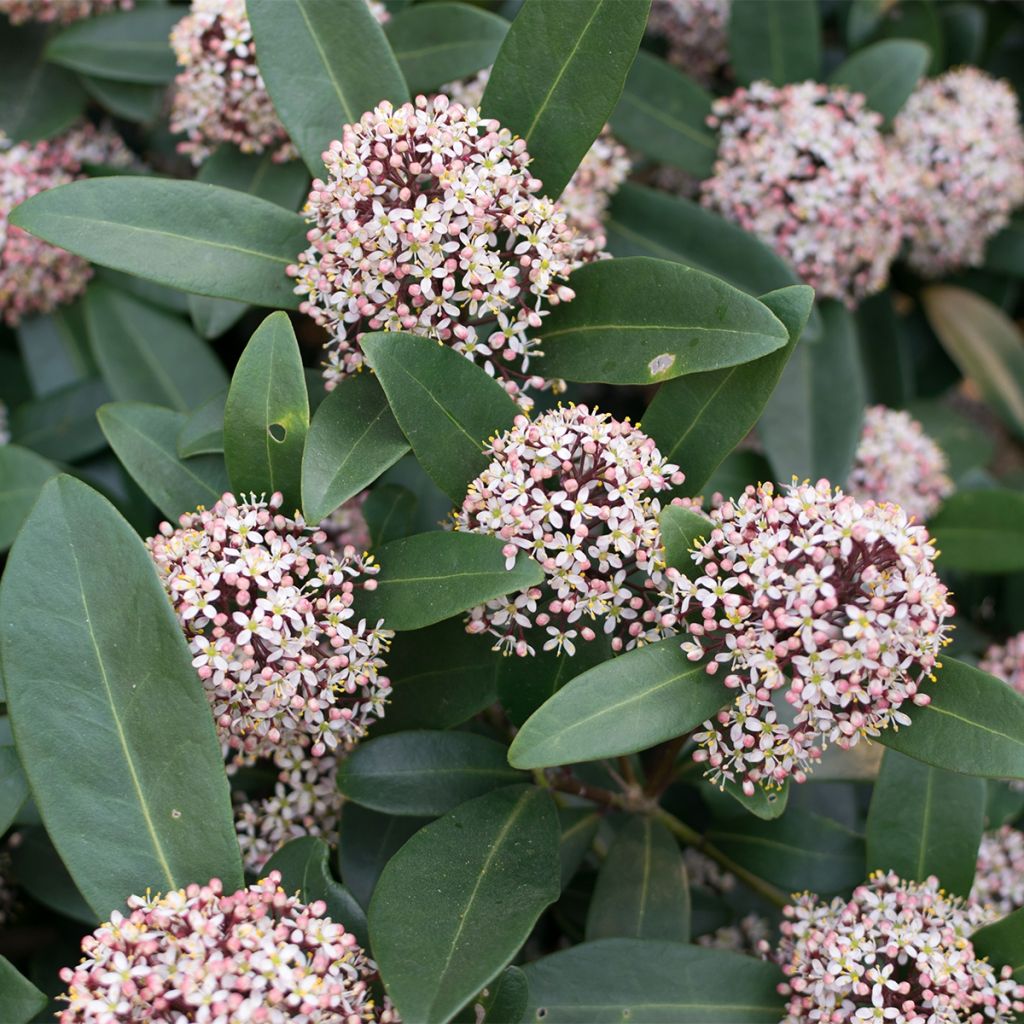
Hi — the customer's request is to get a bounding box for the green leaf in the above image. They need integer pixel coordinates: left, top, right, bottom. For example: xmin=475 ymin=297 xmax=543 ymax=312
xmin=453 ymin=966 xmax=529 ymax=1024
xmin=177 ymin=390 xmax=227 ymax=458
xmin=984 ymin=215 xmax=1024 ymax=276
xmin=45 ymin=6 xmax=182 ymax=83
xmin=559 ymin=807 xmax=600 ymax=887
xmin=361 ymin=331 xmax=518 ymax=504
xmin=370 ymin=785 xmax=560 ymax=1024
xmin=385 ymin=2 xmax=508 ymax=93
xmin=84 ymin=283 xmax=228 ymax=411
xmin=705 ymin=450 xmax=773 ymax=503
xmin=876 ymin=0 xmax=944 ymax=74
xmin=721 ymin=776 xmax=790 ymax=821
xmin=224 ymin=312 xmax=309 ymax=512
xmin=482 ymin=0 xmax=649 ymax=197
xmin=15 ymin=301 xmax=96 ymax=397
xmin=828 ymin=40 xmax=929 ymax=124
xmin=99 ymin=403 xmax=229 ymax=521
xmin=728 ymin=0 xmax=821 ymax=85
xmin=0 ymin=445 xmax=60 ymax=552
xmin=609 ymin=51 xmax=715 ymax=178
xmin=301 ymin=373 xmax=410 ymax=523
xmin=338 ymin=731 xmax=524 ymax=816
xmin=0 ymin=956 xmax=47 ymax=1024
xmin=972 ymin=907 xmax=1024 ymax=982
xmin=363 ymin=484 xmax=417 ymax=547
xmin=0 ymin=476 xmax=242 ymax=917
xmin=359 ymin=532 xmax=544 ymax=631
xmin=264 ymin=836 xmax=369 ymax=949
xmin=928 ymin=490 xmax=1024 ymax=573
xmin=905 ymin=398 xmax=994 ymax=481
xmin=939 ymin=3 xmax=986 ymax=67
xmin=659 ymin=504 xmax=708 ymax=574
xmin=759 ymin=300 xmax=866 ymax=484
xmin=921 ymin=285 xmax=1024 ymax=440
xmin=8 ymin=824 xmax=96 ymax=924
xmin=643 ymin=286 xmax=814 ymax=496
xmin=508 ymin=638 xmax=727 ymax=770
xmin=0 ymin=721 xmax=29 ymax=835
xmin=80 ymin=74 xmax=165 ymax=123
xmin=521 ymin=939 xmax=785 ymax=1023
xmin=586 ymin=817 xmax=690 ymax=943
xmin=10 ymin=377 xmax=110 ymax=462
xmin=856 ymin=291 xmax=914 ymax=409
xmin=880 ymin=656 xmax=1024 ymax=779
xmin=9 ymin=177 xmax=307 ymax=308
xmin=247 ymin=0 xmax=410 ymax=176
xmin=535 ymin=258 xmax=790 ymax=385
xmin=866 ymin=749 xmax=984 ymax=894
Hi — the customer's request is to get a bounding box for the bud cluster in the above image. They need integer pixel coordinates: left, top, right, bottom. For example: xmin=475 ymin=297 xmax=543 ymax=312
xmin=646 ymin=0 xmax=731 ymax=85
xmin=972 ymin=826 xmax=1024 ymax=917
xmin=0 ymin=0 xmax=128 ymax=23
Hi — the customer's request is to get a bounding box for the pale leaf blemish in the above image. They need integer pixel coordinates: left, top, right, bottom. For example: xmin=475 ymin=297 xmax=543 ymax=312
xmin=649 ymin=353 xmax=675 ymax=377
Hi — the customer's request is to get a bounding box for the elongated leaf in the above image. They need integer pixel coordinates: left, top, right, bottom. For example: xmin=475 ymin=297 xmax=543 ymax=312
xmin=100 ymin=403 xmax=229 ymax=520
xmin=363 ymin=484 xmax=417 ymax=547
xmin=16 ymin=302 xmax=95 ymax=397
xmin=659 ymin=504 xmax=708 ymax=574
xmin=177 ymin=390 xmax=227 ymax=458
xmin=9 ymin=825 xmax=95 ymax=924
xmin=45 ymin=7 xmax=181 ymax=83
xmin=729 ymin=0 xmax=821 ymax=85
xmin=586 ymin=817 xmax=690 ymax=942
xmin=0 ymin=445 xmax=60 ymax=551
xmin=247 ymin=0 xmax=409 ymax=176
xmin=880 ymin=657 xmax=1024 ymax=779
xmin=370 ymin=785 xmax=560 ymax=1024
xmin=0 ymin=721 xmax=28 ymax=835
xmin=385 ymin=2 xmax=508 ymax=93
xmin=301 ymin=373 xmax=410 ymax=523
xmin=644 ymin=286 xmax=814 ymax=496
xmin=508 ymin=638 xmax=727 ymax=770
xmin=359 ymin=532 xmax=544 ymax=631
xmin=0 ymin=476 xmax=241 ymax=916
xmin=759 ymin=300 xmax=866 ymax=484
xmin=453 ymin=966 xmax=529 ymax=1024
xmin=535 ymin=258 xmax=789 ymax=385
xmin=10 ymin=377 xmax=109 ymax=462
xmin=609 ymin=51 xmax=715 ymax=177
xmin=940 ymin=3 xmax=986 ymax=66
xmin=985 ymin=216 xmax=1024 ymax=276
xmin=80 ymin=74 xmax=164 ymax=123
xmin=224 ymin=312 xmax=309 ymax=511
xmin=828 ymin=40 xmax=930 ymax=124
xmin=0 ymin=956 xmax=47 ymax=1024
xmin=521 ymin=940 xmax=785 ymax=1023
xmin=338 ymin=731 xmax=523 ymax=816
xmin=482 ymin=0 xmax=649 ymax=197
xmin=877 ymin=0 xmax=944 ymax=74
xmin=10 ymin=178 xmax=307 ymax=308
xmin=866 ymin=749 xmax=984 ymax=894
xmin=559 ymin=806 xmax=600 ymax=887
xmin=928 ymin=489 xmax=1024 ymax=573
xmin=856 ymin=290 xmax=914 ymax=408
xmin=721 ymin=776 xmax=790 ymax=821
xmin=972 ymin=908 xmax=1024 ymax=982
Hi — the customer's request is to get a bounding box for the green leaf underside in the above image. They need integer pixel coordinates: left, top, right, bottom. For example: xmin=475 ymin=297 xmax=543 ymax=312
xmin=928 ymin=489 xmax=1024 ymax=573
xmin=0 ymin=955 xmax=47 ymax=1024
xmin=0 ymin=445 xmax=60 ymax=552
xmin=0 ymin=477 xmax=241 ymax=917
xmin=729 ymin=0 xmax=822 ymax=85
xmin=827 ymin=40 xmax=930 ymax=123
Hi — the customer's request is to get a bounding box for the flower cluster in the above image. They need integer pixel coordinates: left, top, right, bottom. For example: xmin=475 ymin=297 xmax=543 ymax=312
xmin=972 ymin=826 xmax=1024 ymax=917
xmin=646 ymin=0 xmax=731 ymax=85
xmin=1 ymin=123 xmax=132 ymax=325
xmin=289 ymin=95 xmax=599 ymax=406
xmin=0 ymin=0 xmax=128 ymax=24
xmin=147 ymin=492 xmax=392 ymax=757
xmin=894 ymin=68 xmax=1024 ymax=278
xmin=847 ymin=406 xmax=953 ymax=523
xmin=979 ymin=632 xmax=1024 ymax=698
xmin=771 ymin=872 xmax=1023 ymax=1023
xmin=455 ymin=404 xmax=684 ymax=656
xmin=58 ymin=873 xmax=397 ymax=1023
xmin=656 ymin=480 xmax=954 ymax=793
xmin=701 ymin=81 xmax=905 ymax=307
xmin=684 ymin=848 xmax=772 ymax=954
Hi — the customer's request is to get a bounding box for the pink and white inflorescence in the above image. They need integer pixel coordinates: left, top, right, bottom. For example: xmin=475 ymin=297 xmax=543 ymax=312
xmin=701 ymin=81 xmax=905 ymax=307
xmin=972 ymin=826 xmax=1024 ymax=917
xmin=58 ymin=873 xmax=398 ymax=1023
xmin=771 ymin=872 xmax=1024 ymax=1024
xmin=978 ymin=632 xmax=1024 ymax=698
xmin=893 ymin=68 xmax=1024 ymax=278
xmin=289 ymin=96 xmax=600 ymax=407
xmin=847 ymin=406 xmax=953 ymax=523
xmin=646 ymin=0 xmax=731 ymax=85
xmin=147 ymin=492 xmax=392 ymax=757
xmin=0 ymin=0 xmax=128 ymax=24
xmin=319 ymin=491 xmax=372 ymax=555
xmin=455 ymin=404 xmax=684 ymax=656
xmin=1 ymin=124 xmax=133 ymax=325
xmin=656 ymin=480 xmax=954 ymax=793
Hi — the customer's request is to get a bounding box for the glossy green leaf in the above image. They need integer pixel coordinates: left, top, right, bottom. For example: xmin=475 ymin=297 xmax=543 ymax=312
xmin=10 ymin=178 xmax=307 ymax=308
xmin=939 ymin=3 xmax=986 ymax=67
xmin=338 ymin=731 xmax=524 ymax=816
xmin=866 ymin=749 xmax=984 ymax=894
xmin=659 ymin=504 xmax=708 ymax=575
xmin=453 ymin=966 xmax=529 ymax=1024
xmin=880 ymin=657 xmax=1024 ymax=779
xmin=363 ymin=484 xmax=417 ymax=547
xmin=931 ymin=490 xmax=1024 ymax=571
xmin=729 ymin=0 xmax=821 ymax=85
xmin=828 ymin=40 xmax=930 ymax=123
xmin=361 ymin=331 xmax=518 ymax=503
xmin=177 ymin=390 xmax=227 ymax=458
xmin=856 ymin=290 xmax=914 ymax=409
xmin=586 ymin=817 xmax=690 ymax=942
xmin=508 ymin=638 xmax=727 ymax=770
xmin=972 ymin=907 xmax=1024 ymax=982
xmin=359 ymin=532 xmax=544 ymax=631
xmin=521 ymin=940 xmax=785 ymax=1023
xmin=247 ymin=0 xmax=410 ymax=176
xmin=644 ymin=286 xmax=814 ymax=496
xmin=45 ymin=7 xmax=181 ymax=83
xmin=705 ymin=450 xmax=773 ymax=502
xmin=0 ymin=956 xmax=47 ymax=1024
xmin=80 ymin=74 xmax=165 ymax=123
xmin=721 ymin=777 xmax=790 ymax=821
xmin=8 ymin=824 xmax=96 ymax=924
xmin=609 ymin=51 xmax=715 ymax=177
xmin=10 ymin=377 xmax=110 ymax=462
xmin=482 ymin=0 xmax=649 ymax=197
xmin=905 ymin=399 xmax=994 ymax=481
xmin=876 ymin=0 xmax=944 ymax=74
xmin=95 ymin=268 xmax=191 ymax=316
xmin=370 ymin=785 xmax=560 ymax=1024
xmin=0 ymin=444 xmax=60 ymax=552
xmin=16 ymin=301 xmax=95 ymax=397
xmin=385 ymin=2 xmax=508 ymax=93
xmin=224 ymin=312 xmax=309 ymax=512
xmin=559 ymin=807 xmax=600 ymax=887
xmin=0 ymin=721 xmax=29 ymax=835
xmin=535 ymin=258 xmax=789 ymax=385
xmin=301 ymin=373 xmax=410 ymax=523
xmin=759 ymin=301 xmax=866 ymax=484
xmin=0 ymin=476 xmax=242 ymax=917
xmin=99 ymin=403 xmax=229 ymax=521
xmin=985 ymin=216 xmax=1024 ymax=276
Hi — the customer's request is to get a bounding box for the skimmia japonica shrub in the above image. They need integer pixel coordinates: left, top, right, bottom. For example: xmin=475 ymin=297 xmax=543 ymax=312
xmin=3 ymin=2 xmax=1024 ymax=1023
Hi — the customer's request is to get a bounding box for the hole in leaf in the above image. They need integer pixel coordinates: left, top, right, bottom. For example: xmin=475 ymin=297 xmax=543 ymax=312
xmin=268 ymin=423 xmax=287 ymax=443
